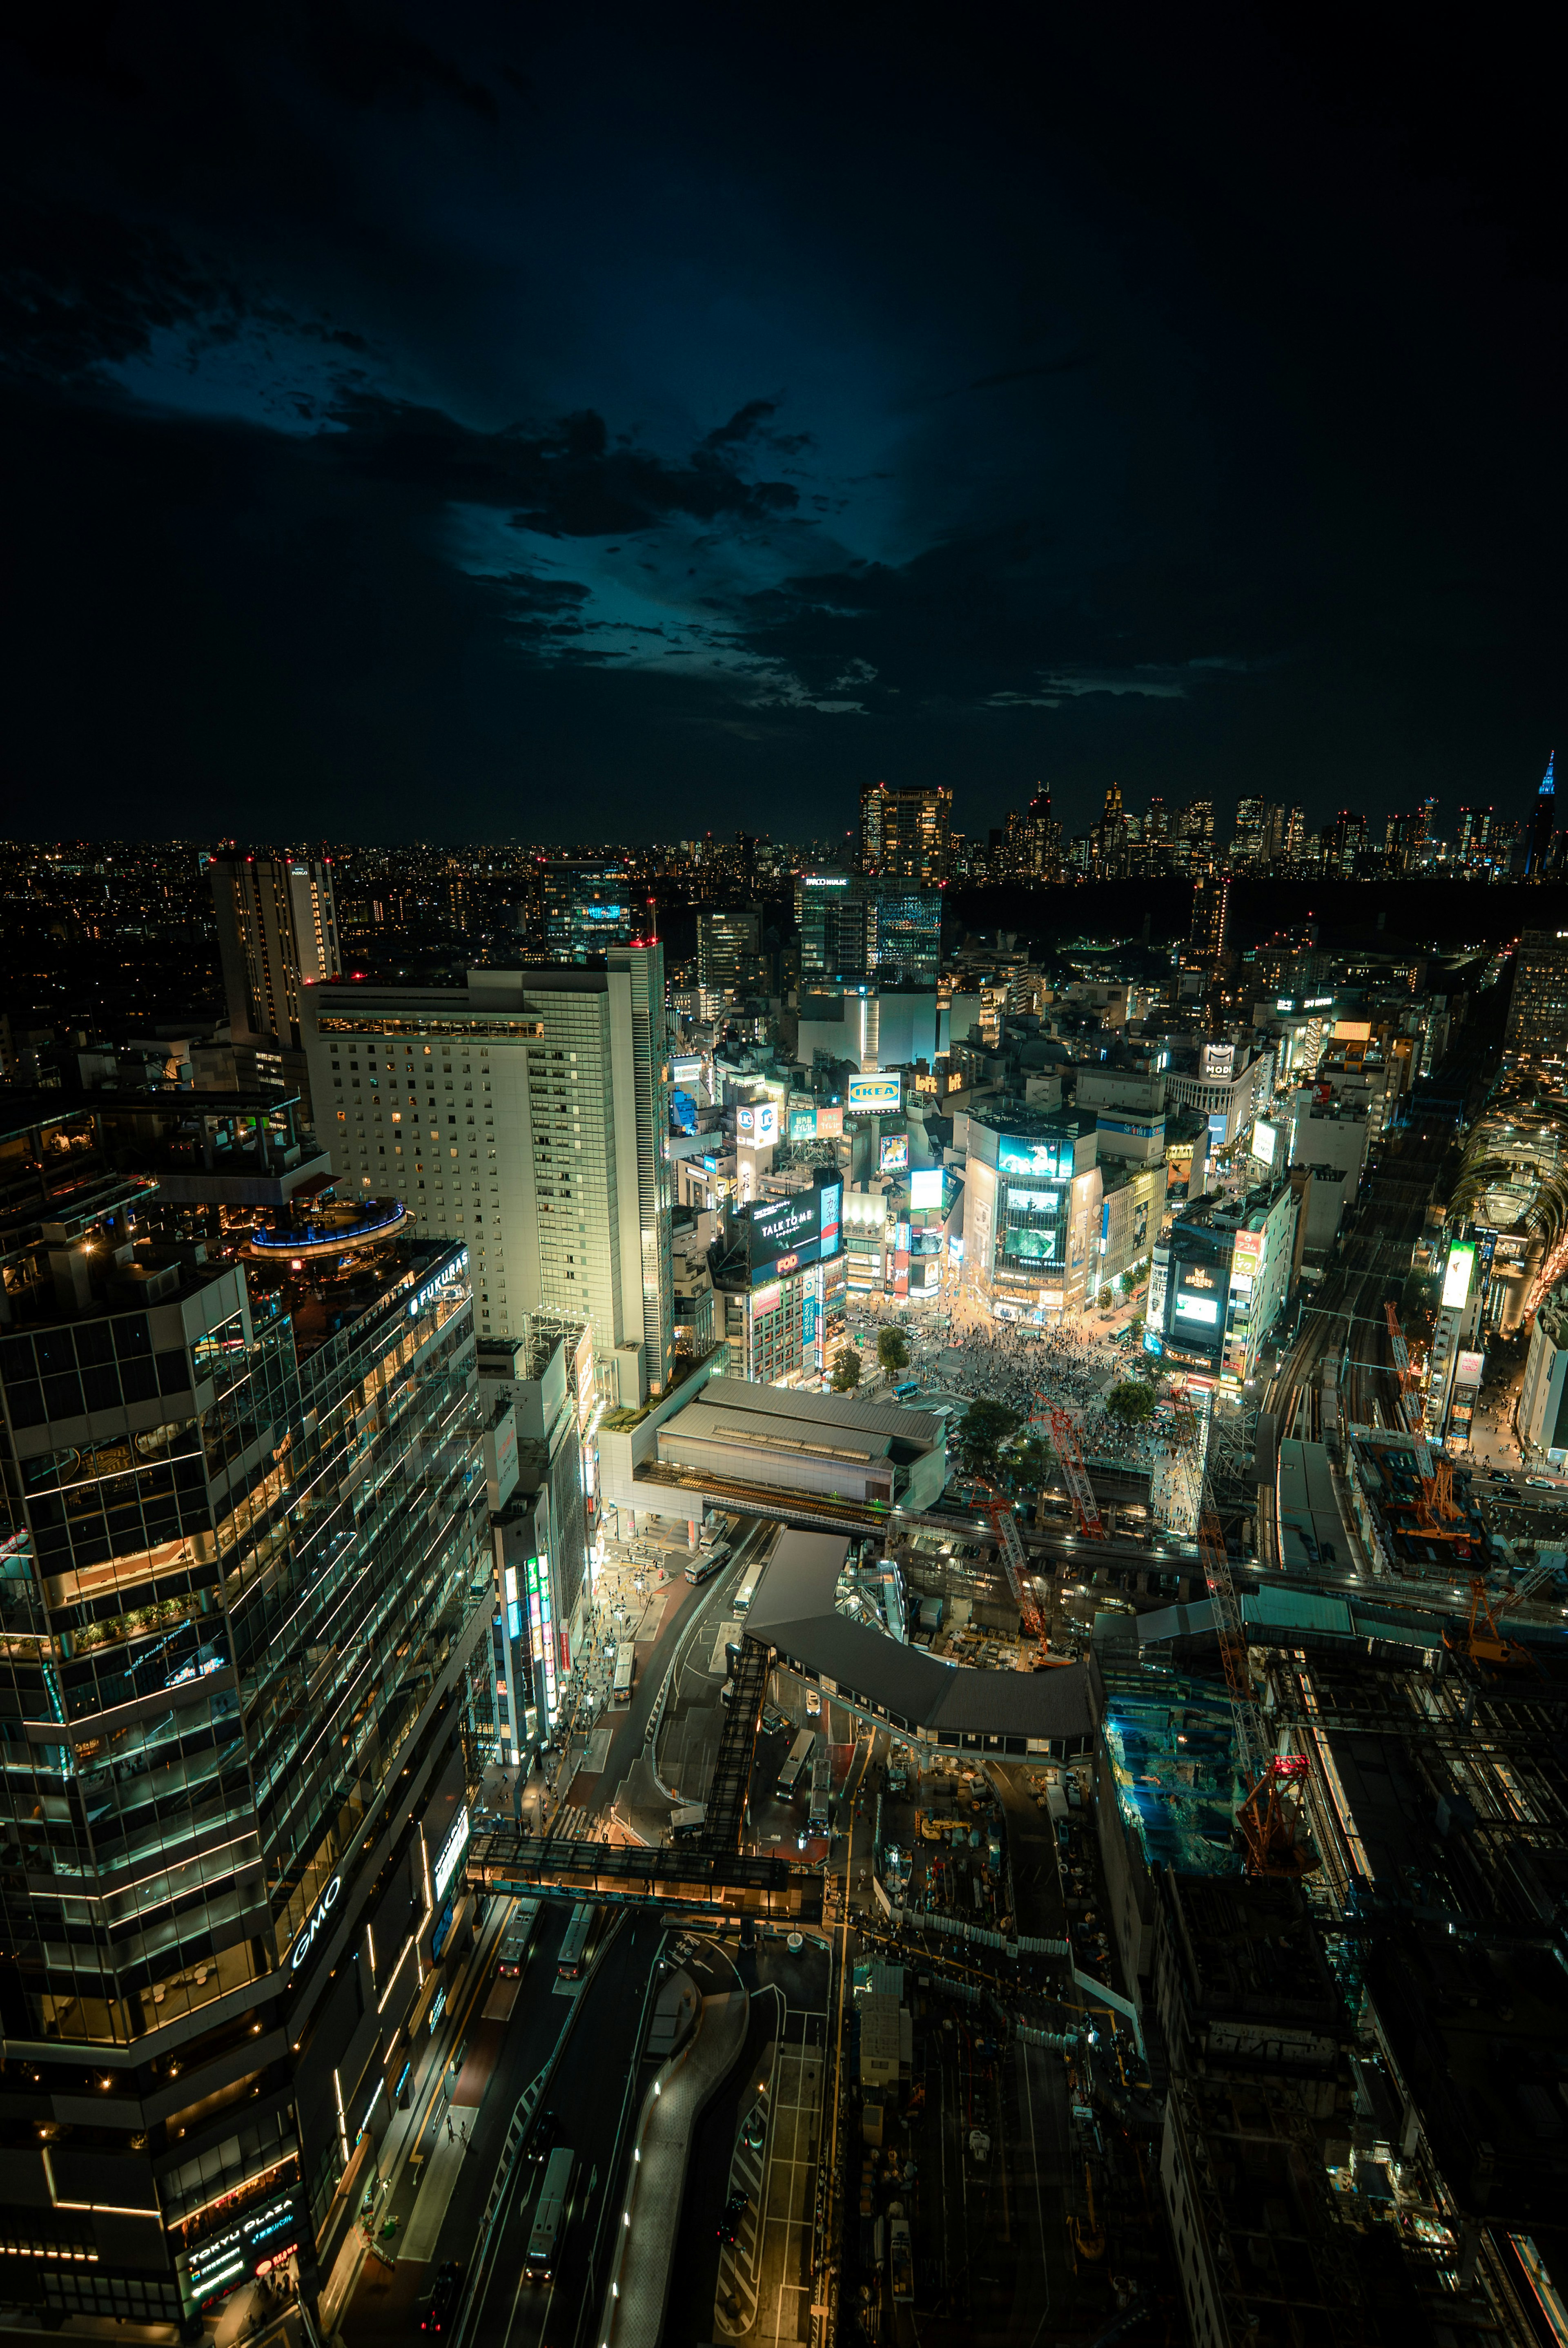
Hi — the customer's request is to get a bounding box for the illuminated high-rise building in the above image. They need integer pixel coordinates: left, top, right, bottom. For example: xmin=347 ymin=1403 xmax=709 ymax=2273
xmin=304 ymin=945 xmax=674 ymax=1394
xmin=859 ymin=781 xmax=951 ymax=883
xmin=209 ymin=854 xmax=340 ymax=1116
xmin=0 ymin=1095 xmax=486 ymax=2325
xmin=538 ymin=861 xmax=635 ymax=961
xmin=1527 ymin=753 xmax=1557 ymax=879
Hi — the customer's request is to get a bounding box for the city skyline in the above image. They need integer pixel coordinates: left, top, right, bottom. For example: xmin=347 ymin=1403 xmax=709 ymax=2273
xmin=3 ymin=6 xmax=1562 ymax=845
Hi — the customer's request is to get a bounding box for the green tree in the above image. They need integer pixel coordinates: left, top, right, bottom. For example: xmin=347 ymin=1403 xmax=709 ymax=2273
xmin=1004 ymin=1432 xmax=1056 ymax=1496
xmin=1106 ymin=1380 xmax=1157 ymax=1429
xmin=877 ymin=1326 xmax=912 ymax=1378
xmin=1097 ymin=1284 xmax=1114 ymax=1311
xmin=1119 ymin=1263 xmax=1144 ymax=1298
xmin=956 ymin=1397 xmax=1022 ymax=1486
xmin=830 ymin=1346 xmax=862 ymax=1393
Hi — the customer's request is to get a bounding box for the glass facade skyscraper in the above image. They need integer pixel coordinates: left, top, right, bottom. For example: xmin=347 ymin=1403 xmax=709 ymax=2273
xmin=0 ymin=1093 xmax=489 ymax=2328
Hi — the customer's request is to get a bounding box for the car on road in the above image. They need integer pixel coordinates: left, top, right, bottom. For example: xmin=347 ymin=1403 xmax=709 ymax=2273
xmin=1527 ymin=1476 xmax=1557 ymax=1489
xmin=528 ymin=2108 xmax=559 ymax=2163
xmin=717 ymin=2189 xmax=750 ymax=2244
xmin=421 ymin=2260 xmax=463 ymax=2334
xmin=742 ymin=2107 xmax=766 ymax=2153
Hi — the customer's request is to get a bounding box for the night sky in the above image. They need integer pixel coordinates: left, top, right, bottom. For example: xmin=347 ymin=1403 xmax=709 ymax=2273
xmin=3 ymin=4 xmax=1562 ymax=847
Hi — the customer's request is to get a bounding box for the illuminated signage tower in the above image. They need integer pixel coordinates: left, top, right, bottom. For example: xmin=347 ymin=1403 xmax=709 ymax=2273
xmin=0 ymin=1119 xmax=488 ymax=2324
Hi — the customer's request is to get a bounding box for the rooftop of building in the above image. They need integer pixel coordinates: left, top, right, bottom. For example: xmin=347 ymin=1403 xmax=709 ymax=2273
xmin=1174 ymin=1178 xmax=1290 ymax=1235
xmin=1162 ymin=1870 xmax=1346 ymax=2035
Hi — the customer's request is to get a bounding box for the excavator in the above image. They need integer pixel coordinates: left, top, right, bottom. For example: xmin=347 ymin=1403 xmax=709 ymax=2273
xmin=1448 ymin=1557 xmax=1557 ymax=1672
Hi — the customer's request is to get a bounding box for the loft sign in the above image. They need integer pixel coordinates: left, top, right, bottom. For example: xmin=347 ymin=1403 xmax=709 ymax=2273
xmin=292 ymin=1874 xmax=343 ymax=1971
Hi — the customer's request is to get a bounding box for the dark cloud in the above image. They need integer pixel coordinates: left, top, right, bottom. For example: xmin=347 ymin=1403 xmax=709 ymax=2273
xmin=0 ymin=0 xmax=1563 ymax=843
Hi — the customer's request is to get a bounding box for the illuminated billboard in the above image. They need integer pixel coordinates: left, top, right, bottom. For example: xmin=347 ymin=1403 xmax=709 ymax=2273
xmin=1252 ymin=1120 xmax=1277 ymax=1171
xmin=880 ymin=1133 xmax=909 ymax=1173
xmin=749 ymin=1181 xmax=843 ymax=1283
xmin=1175 ymin=1293 xmax=1219 ymax=1324
xmin=1442 ymin=1244 xmax=1476 ymax=1310
xmin=1230 ymin=1230 xmax=1265 ymax=1275
xmin=816 ymin=1106 xmax=844 ymax=1138
xmin=846 ymin=1074 xmax=902 ymax=1114
xmin=909 ymin=1166 xmax=943 ymax=1209
xmin=789 ymin=1108 xmax=818 ymax=1139
xmin=737 ymin=1100 xmax=778 ymax=1145
xmin=1455 ymin=1350 xmax=1486 ymax=1386
xmin=997 ymin=1133 xmax=1071 ymax=1180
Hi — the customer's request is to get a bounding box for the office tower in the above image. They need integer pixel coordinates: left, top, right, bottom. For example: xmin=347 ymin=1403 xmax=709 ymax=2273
xmin=796 ymin=872 xmax=869 ymax=981
xmin=538 ymin=860 xmax=634 ymax=961
xmin=1175 ymin=797 xmax=1215 ymax=876
xmin=210 ymin=855 xmax=340 ymax=1114
xmin=696 ymin=908 xmax=764 ymax=1012
xmin=1410 ymin=795 xmax=1438 ymax=870
xmin=1283 ymin=805 xmax=1306 ymax=865
xmin=1190 ymin=872 xmax=1230 ymax=964
xmin=1332 ymin=808 xmax=1366 ymax=877
xmin=865 ymin=884 xmax=943 ymax=987
xmin=1527 ymin=753 xmax=1557 ymax=879
xmin=1456 ymin=807 xmax=1493 ymax=869
xmin=1229 ymin=797 xmax=1265 ymax=865
xmin=1505 ymin=929 xmax=1568 ymax=1063
xmin=0 ymin=1115 xmax=487 ymax=2326
xmin=1022 ymin=785 xmax=1055 ymax=876
xmin=859 ymin=781 xmax=952 ymax=882
xmin=1258 ymin=803 xmax=1286 ymax=864
xmin=303 ymin=947 xmax=675 ymax=1392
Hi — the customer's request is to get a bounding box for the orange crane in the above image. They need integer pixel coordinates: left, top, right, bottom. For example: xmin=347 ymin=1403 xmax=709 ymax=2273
xmin=1449 ymin=1558 xmax=1557 ymax=1672
xmin=983 ymin=1489 xmax=1074 ymax=1668
xmin=1199 ymin=1486 xmax=1319 ymax=1878
xmin=1048 ymin=1407 xmax=1107 ymax=1540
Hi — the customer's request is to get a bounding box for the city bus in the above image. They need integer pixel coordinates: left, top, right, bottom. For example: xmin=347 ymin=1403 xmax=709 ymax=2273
xmin=733 ymin=1568 xmax=760 ymax=1616
xmin=612 ymin=1642 xmax=635 ymax=1703
xmin=892 ymin=1379 xmax=920 ymax=1400
xmin=808 ymin=1739 xmax=833 ymax=1834
xmin=776 ymin=1729 xmax=815 ymax=1801
xmin=556 ymin=1901 xmax=595 ymax=1982
xmin=526 ymin=2145 xmax=575 ymax=2282
xmin=497 ymin=1897 xmax=541 ymax=1978
xmin=685 ymin=1542 xmax=730 ymax=1585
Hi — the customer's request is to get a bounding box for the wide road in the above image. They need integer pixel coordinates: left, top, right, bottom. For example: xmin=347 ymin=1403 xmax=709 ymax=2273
xmin=459 ymin=1909 xmax=666 ymax=2348
xmin=587 ymin=1516 xmax=776 ymax=1804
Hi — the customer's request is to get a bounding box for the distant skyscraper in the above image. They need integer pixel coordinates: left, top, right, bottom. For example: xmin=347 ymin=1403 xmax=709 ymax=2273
xmin=1332 ymin=808 xmax=1366 ymax=877
xmin=796 ymin=871 xmax=868 ymax=981
xmin=1022 ymin=784 xmax=1055 ymax=876
xmin=1528 ymin=753 xmax=1557 ymax=879
xmin=696 ymin=908 xmax=764 ymax=1011
xmin=211 ymin=851 xmax=339 ymax=1047
xmin=1283 ymin=805 xmax=1306 ymax=864
xmin=1229 ymin=797 xmax=1265 ymax=865
xmin=209 ymin=853 xmax=340 ymax=1118
xmin=1190 ymin=874 xmax=1230 ymax=965
xmin=538 ymin=861 xmax=635 ymax=961
xmin=859 ymin=781 xmax=951 ymax=882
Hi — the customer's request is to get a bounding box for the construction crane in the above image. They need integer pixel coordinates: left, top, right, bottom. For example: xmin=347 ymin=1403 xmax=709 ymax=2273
xmin=1386 ymin=1301 xmax=1435 ymax=1463
xmin=1199 ymin=1487 xmax=1319 ymax=1878
xmin=1450 ymin=1557 xmax=1557 ymax=1672
xmin=983 ymin=1490 xmax=1074 ymax=1668
xmin=1048 ymin=1407 xmax=1107 ymax=1541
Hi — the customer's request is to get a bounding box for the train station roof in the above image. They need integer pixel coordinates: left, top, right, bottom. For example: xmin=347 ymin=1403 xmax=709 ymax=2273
xmin=747 ymin=1528 xmax=1094 ymax=1752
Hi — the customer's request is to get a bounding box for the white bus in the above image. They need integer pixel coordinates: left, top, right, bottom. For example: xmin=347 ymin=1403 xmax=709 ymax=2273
xmin=612 ymin=1642 xmax=635 ymax=1703
xmin=808 ymin=1739 xmax=833 ymax=1834
xmin=526 ymin=2145 xmax=575 ymax=2281
xmin=776 ymin=1729 xmax=815 ymax=1801
xmin=733 ymin=1569 xmax=761 ymax=1616
xmin=557 ymin=1902 xmax=594 ymax=1981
